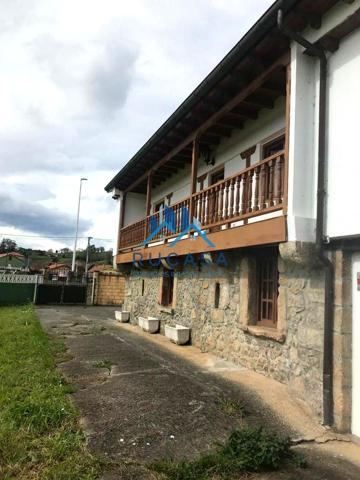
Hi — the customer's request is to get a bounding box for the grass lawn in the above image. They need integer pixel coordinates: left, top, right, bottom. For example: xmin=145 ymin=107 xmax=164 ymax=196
xmin=0 ymin=305 xmax=101 ymax=480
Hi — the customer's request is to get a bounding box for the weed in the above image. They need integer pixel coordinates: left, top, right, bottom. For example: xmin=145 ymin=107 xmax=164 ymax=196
xmin=151 ymin=426 xmax=301 ymax=480
xmin=94 ymin=360 xmax=113 ymax=374
xmin=216 ymin=397 xmax=247 ymax=418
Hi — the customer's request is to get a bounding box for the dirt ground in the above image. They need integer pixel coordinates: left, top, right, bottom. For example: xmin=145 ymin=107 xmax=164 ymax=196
xmin=37 ymin=306 xmax=360 ymax=480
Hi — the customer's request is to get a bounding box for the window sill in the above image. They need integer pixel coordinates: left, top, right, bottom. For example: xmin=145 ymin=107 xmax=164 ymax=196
xmin=158 ymin=306 xmax=174 ymax=315
xmin=242 ymin=325 xmax=286 ymax=343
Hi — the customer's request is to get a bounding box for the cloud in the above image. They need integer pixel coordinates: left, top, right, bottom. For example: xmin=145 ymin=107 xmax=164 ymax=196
xmin=0 ymin=0 xmax=273 ymax=249
xmin=0 ymin=192 xmax=92 ymax=237
xmin=88 ymin=41 xmax=138 ymax=117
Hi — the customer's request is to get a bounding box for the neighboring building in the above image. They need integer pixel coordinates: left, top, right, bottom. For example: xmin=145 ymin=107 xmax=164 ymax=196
xmin=45 ymin=263 xmax=71 ymax=280
xmin=0 ymin=252 xmax=26 ymax=271
xmin=88 ymin=263 xmax=114 ymax=274
xmin=105 ymin=1 xmax=360 ymax=436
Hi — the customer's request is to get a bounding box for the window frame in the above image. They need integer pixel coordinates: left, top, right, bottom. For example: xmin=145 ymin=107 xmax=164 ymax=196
xmin=256 ymin=249 xmax=279 ymax=328
xmin=261 ymin=129 xmax=285 ymax=160
xmin=160 ymin=269 xmax=174 ymax=307
xmin=209 ymin=165 xmax=225 ymax=186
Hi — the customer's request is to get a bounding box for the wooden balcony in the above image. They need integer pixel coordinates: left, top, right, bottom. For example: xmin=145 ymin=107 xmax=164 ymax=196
xmin=116 ymin=151 xmax=287 ymax=263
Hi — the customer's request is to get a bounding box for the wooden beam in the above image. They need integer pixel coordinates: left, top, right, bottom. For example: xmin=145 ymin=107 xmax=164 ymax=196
xmin=145 ymin=172 xmax=152 ymax=217
xmin=189 ymin=138 xmax=199 ymax=220
xmin=319 ymin=36 xmax=340 ymax=53
xmin=124 ymin=52 xmax=289 ymax=193
xmin=208 ymin=125 xmax=232 ymax=137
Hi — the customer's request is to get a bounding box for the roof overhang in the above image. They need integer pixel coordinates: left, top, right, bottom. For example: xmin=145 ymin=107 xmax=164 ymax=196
xmin=105 ymin=0 xmax=342 ymax=194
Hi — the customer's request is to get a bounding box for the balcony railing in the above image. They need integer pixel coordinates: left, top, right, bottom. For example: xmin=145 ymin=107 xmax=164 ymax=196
xmin=119 ymin=150 xmax=285 ymax=251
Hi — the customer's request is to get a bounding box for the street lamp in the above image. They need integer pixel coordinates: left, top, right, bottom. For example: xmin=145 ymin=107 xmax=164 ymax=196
xmin=71 ymin=177 xmax=88 ymax=272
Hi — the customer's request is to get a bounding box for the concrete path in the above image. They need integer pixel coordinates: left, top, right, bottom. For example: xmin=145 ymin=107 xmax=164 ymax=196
xmin=37 ymin=306 xmax=360 ymax=479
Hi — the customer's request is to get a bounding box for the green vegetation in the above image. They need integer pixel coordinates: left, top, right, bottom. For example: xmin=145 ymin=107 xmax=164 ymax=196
xmin=0 ymin=305 xmax=101 ymax=479
xmin=94 ymin=360 xmax=113 ymax=375
xmin=215 ymin=397 xmax=247 ymax=418
xmin=151 ymin=426 xmax=302 ymax=480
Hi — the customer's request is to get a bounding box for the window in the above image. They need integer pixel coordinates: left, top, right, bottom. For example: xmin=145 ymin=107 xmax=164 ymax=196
xmin=197 ymin=174 xmax=207 ymax=191
xmin=257 ymin=250 xmax=279 ymax=328
xmin=262 ymin=135 xmax=285 ymax=159
xmin=210 ymin=167 xmax=224 ymax=185
xmin=214 ymin=282 xmax=220 ymax=309
xmin=141 ymin=279 xmax=145 ymax=296
xmin=160 ymin=270 xmax=174 ymax=307
xmin=154 ymin=199 xmax=165 ymax=213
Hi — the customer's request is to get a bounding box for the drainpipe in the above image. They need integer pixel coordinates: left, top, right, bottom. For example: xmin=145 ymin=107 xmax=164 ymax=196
xmin=278 ymin=10 xmax=334 ymax=426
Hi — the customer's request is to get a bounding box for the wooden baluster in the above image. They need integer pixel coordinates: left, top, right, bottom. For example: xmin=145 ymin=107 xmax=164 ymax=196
xmin=202 ymin=192 xmax=207 ymax=225
xmin=193 ymin=196 xmax=197 ymax=221
xmin=241 ymin=173 xmax=247 ymax=215
xmin=253 ymin=166 xmax=260 ymax=211
xmin=214 ymin=186 xmax=219 ymax=223
xmin=229 ymin=178 xmax=235 ymax=218
xmin=208 ymin=188 xmax=214 ymax=224
xmin=224 ymin=180 xmax=229 ymax=219
xmin=218 ymin=183 xmax=224 ymax=221
xmin=246 ymin=171 xmax=254 ymax=213
xmin=234 ymin=175 xmax=240 ymax=216
xmin=259 ymin=164 xmax=267 ymax=210
xmin=197 ymin=195 xmax=201 ymax=221
xmin=273 ymin=155 xmax=283 ymax=205
xmin=268 ymin=159 xmax=275 ymax=207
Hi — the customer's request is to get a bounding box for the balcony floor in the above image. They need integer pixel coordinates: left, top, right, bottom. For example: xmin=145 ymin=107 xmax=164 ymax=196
xmin=116 ymin=215 xmax=286 ymax=264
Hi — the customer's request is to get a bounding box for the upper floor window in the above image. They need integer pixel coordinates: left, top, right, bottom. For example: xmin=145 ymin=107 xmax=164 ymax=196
xmin=210 ymin=167 xmax=224 ymax=185
xmin=262 ymin=134 xmax=285 ymax=159
xmin=154 ymin=199 xmax=165 ymax=213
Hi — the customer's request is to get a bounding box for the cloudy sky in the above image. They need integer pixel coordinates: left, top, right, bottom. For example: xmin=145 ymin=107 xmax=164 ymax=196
xmin=0 ymin=0 xmax=273 ymax=252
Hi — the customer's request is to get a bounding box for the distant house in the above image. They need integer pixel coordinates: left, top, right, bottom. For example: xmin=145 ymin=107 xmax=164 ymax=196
xmin=46 ymin=263 xmax=71 ymax=280
xmin=0 ymin=252 xmax=26 ymax=271
xmin=88 ymin=264 xmax=114 ymax=274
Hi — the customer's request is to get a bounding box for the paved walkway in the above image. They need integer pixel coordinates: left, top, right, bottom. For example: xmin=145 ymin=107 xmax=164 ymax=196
xmin=37 ymin=306 xmax=360 ymax=479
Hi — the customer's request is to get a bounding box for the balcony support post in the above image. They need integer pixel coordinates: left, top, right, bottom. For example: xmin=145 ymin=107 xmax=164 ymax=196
xmin=283 ymin=62 xmax=291 ymax=215
xmin=189 ymin=137 xmax=199 ymax=221
xmin=144 ymin=171 xmax=153 ymax=242
xmin=117 ymin=192 xmax=126 ymax=252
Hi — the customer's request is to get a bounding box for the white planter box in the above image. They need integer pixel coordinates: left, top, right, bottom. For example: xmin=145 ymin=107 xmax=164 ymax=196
xmin=138 ymin=316 xmax=159 ymax=334
xmin=165 ymin=324 xmax=190 ymax=345
xmin=115 ymin=311 xmax=130 ymax=322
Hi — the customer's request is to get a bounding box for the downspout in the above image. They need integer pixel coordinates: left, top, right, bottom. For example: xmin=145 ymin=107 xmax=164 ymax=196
xmin=277 ymin=10 xmax=334 ymax=426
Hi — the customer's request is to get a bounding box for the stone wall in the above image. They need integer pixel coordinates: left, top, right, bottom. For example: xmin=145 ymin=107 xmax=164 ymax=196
xmin=332 ymin=250 xmax=352 ymax=432
xmin=123 ymin=243 xmax=328 ymax=420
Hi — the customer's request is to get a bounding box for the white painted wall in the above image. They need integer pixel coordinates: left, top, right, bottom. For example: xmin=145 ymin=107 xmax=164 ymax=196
xmin=286 ymin=0 xmax=360 ymax=242
xmin=286 ymin=43 xmax=318 ymax=242
xmin=326 ymin=27 xmax=360 ymax=238
xmin=151 ymin=97 xmax=285 ymax=211
xmin=123 ymin=192 xmax=146 ymax=227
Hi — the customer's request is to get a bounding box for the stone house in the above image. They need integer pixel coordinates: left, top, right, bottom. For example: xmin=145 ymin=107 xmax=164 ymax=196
xmin=105 ymin=0 xmax=360 ymax=437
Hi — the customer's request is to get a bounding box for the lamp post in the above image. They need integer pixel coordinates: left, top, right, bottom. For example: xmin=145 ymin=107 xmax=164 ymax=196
xmin=71 ymin=177 xmax=87 ymax=272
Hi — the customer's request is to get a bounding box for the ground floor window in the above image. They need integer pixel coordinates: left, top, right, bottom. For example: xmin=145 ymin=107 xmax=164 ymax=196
xmin=257 ymin=249 xmax=279 ymax=328
xmin=160 ymin=270 xmax=174 ymax=307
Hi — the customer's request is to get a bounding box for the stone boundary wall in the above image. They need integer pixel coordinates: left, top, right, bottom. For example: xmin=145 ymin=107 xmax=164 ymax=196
xmin=89 ymin=272 xmax=125 ymax=306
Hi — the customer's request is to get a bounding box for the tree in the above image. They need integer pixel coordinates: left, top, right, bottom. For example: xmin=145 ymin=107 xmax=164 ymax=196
xmin=0 ymin=238 xmax=17 ymax=253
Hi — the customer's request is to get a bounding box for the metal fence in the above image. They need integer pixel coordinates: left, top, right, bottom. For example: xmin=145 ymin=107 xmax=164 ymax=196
xmin=0 ymin=274 xmax=88 ymax=306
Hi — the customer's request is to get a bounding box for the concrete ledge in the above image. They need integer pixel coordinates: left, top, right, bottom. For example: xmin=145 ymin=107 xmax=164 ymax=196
xmin=242 ymin=325 xmax=286 ymax=343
